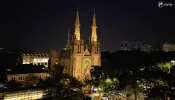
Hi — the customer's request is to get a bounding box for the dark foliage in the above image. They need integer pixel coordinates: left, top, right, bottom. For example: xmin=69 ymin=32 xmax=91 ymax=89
xmin=101 ymin=51 xmax=175 ymax=73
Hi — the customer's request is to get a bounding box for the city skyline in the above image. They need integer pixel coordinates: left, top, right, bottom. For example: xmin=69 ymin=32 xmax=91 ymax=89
xmin=1 ymin=0 xmax=175 ymax=53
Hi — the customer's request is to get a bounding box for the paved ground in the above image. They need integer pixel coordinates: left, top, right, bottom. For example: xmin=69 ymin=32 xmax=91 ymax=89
xmin=3 ymin=90 xmax=44 ymax=100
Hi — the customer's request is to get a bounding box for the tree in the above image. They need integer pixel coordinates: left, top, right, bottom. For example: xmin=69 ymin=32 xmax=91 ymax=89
xmin=54 ymin=64 xmax=64 ymax=80
xmin=127 ymin=76 xmax=139 ymax=100
xmin=124 ymin=66 xmax=145 ymax=100
xmin=146 ymin=86 xmax=173 ymax=100
xmin=43 ymin=88 xmax=86 ymax=100
xmin=43 ymin=88 xmax=57 ymax=99
xmin=170 ymin=65 xmax=175 ymax=75
xmin=102 ymin=74 xmax=119 ymax=94
xmin=44 ymin=77 xmax=57 ymax=88
xmin=89 ymin=67 xmax=120 ymax=98
xmin=147 ymin=87 xmax=162 ymax=99
xmin=157 ymin=62 xmax=173 ymax=73
xmin=90 ymin=66 xmax=103 ymax=80
xmin=37 ymin=78 xmax=45 ymax=88
xmin=42 ymin=76 xmax=87 ymax=100
xmin=7 ymin=80 xmax=21 ymax=90
xmin=25 ymin=74 xmax=38 ymax=87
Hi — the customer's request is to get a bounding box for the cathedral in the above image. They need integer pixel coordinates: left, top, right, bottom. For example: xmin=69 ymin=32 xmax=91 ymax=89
xmin=49 ymin=8 xmax=101 ymax=81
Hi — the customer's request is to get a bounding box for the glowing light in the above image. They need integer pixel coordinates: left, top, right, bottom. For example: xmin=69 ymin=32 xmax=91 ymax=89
xmin=98 ymin=87 xmax=102 ymax=91
xmin=171 ymin=60 xmax=175 ymax=65
xmin=171 ymin=60 xmax=175 ymax=63
xmin=38 ymin=59 xmax=40 ymax=62
xmin=3 ymin=90 xmax=44 ymax=100
xmin=105 ymin=78 xmax=112 ymax=84
xmin=94 ymin=88 xmax=98 ymax=91
xmin=34 ymin=59 xmax=37 ymax=62
xmin=33 ymin=58 xmax=48 ymax=63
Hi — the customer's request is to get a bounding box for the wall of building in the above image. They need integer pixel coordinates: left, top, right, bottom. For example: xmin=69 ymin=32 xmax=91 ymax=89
xmin=7 ymin=73 xmax=49 ymax=82
xmin=22 ymin=54 xmax=49 ymax=68
xmin=49 ymin=49 xmax=59 ymax=72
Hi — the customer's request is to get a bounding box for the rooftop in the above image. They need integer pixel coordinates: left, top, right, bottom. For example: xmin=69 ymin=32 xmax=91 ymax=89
xmin=6 ymin=64 xmax=48 ymax=75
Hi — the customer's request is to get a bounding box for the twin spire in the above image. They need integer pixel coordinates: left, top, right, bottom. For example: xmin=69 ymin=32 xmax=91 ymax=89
xmin=91 ymin=9 xmax=97 ymax=42
xmin=74 ymin=7 xmax=97 ymax=42
xmin=66 ymin=28 xmax=70 ymax=48
xmin=75 ymin=7 xmax=80 ymax=26
xmin=92 ymin=10 xmax=96 ymax=27
xmin=74 ymin=7 xmax=81 ymax=40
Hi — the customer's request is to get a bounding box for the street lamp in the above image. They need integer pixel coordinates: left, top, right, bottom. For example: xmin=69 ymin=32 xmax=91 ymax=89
xmin=171 ymin=60 xmax=175 ymax=65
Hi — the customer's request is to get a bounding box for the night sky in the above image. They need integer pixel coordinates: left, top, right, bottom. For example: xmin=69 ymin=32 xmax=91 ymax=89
xmin=1 ymin=0 xmax=175 ymax=53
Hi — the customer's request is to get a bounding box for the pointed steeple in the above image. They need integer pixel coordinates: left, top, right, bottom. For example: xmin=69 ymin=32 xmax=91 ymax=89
xmin=92 ymin=9 xmax=96 ymax=27
xmin=66 ymin=28 xmax=70 ymax=48
xmin=91 ymin=9 xmax=97 ymax=42
xmin=74 ymin=6 xmax=80 ymax=40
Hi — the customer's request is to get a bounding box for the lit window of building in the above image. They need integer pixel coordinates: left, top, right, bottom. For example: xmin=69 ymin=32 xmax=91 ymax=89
xmin=22 ymin=54 xmax=49 ymax=68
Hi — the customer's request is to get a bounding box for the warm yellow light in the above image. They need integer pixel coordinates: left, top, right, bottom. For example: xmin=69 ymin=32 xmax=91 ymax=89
xmin=33 ymin=58 xmax=48 ymax=63
xmin=171 ymin=60 xmax=175 ymax=63
xmin=105 ymin=78 xmax=112 ymax=84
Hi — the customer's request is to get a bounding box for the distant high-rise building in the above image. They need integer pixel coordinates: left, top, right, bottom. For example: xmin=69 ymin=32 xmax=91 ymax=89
xmin=120 ymin=41 xmax=131 ymax=51
xmin=120 ymin=41 xmax=142 ymax=51
xmin=141 ymin=44 xmax=152 ymax=52
xmin=120 ymin=41 xmax=152 ymax=52
xmin=131 ymin=41 xmax=142 ymax=50
xmin=162 ymin=42 xmax=175 ymax=52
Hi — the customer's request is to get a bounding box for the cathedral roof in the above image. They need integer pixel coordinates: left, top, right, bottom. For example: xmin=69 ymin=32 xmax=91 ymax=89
xmin=7 ymin=64 xmax=48 ymax=74
xmin=59 ymin=49 xmax=71 ymax=58
xmin=84 ymin=48 xmax=91 ymax=56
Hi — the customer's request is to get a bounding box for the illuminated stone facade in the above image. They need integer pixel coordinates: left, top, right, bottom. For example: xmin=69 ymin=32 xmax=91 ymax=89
xmin=7 ymin=72 xmax=49 ymax=82
xmin=22 ymin=54 xmax=49 ymax=68
xmin=49 ymin=9 xmax=101 ymax=81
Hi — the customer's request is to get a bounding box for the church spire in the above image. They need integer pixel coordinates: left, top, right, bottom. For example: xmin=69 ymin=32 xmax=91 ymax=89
xmin=91 ymin=9 xmax=97 ymax=42
xmin=74 ymin=6 xmax=80 ymax=40
xmin=92 ymin=9 xmax=96 ymax=27
xmin=66 ymin=28 xmax=70 ymax=48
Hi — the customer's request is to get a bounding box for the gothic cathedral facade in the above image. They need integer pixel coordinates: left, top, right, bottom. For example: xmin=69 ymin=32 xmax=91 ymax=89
xmin=49 ymin=8 xmax=101 ymax=81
